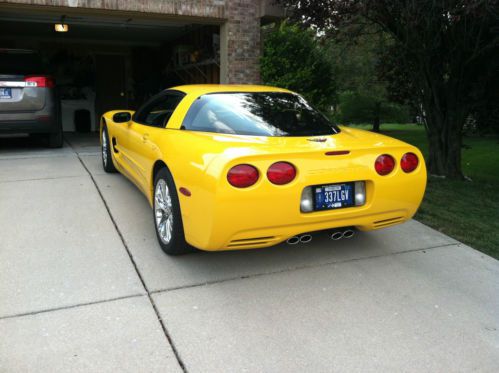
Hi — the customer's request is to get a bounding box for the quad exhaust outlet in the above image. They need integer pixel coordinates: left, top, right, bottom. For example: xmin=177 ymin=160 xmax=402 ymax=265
xmin=299 ymin=234 xmax=313 ymax=243
xmin=286 ymin=229 xmax=355 ymax=245
xmin=329 ymin=228 xmax=355 ymax=240
xmin=286 ymin=234 xmax=313 ymax=245
xmin=330 ymin=231 xmax=343 ymax=240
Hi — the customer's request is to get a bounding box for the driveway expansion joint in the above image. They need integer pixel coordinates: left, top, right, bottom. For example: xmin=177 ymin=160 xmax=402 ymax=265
xmin=0 ymin=293 xmax=146 ymax=321
xmin=0 ymin=145 xmax=76 ymax=160
xmin=0 ymin=174 xmax=85 ymax=184
xmin=72 ymin=146 xmax=188 ymax=373
xmin=150 ymin=242 xmax=460 ymax=296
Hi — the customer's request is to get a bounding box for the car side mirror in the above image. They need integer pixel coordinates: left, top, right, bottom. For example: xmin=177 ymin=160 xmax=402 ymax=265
xmin=113 ymin=112 xmax=132 ymax=123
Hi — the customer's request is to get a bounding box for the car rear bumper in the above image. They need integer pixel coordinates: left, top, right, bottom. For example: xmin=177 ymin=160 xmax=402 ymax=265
xmin=188 ymin=205 xmax=420 ymax=251
xmin=217 ymin=209 xmax=412 ymax=250
xmin=181 ymin=168 xmax=426 ymax=251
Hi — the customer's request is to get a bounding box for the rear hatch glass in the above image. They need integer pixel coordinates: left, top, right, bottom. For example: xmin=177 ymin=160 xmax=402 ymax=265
xmin=182 ymin=92 xmax=340 ymax=137
xmin=0 ymin=49 xmax=46 ymax=76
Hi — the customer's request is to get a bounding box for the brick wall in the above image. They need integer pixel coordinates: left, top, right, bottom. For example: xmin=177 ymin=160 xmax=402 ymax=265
xmin=224 ymin=0 xmax=261 ymax=84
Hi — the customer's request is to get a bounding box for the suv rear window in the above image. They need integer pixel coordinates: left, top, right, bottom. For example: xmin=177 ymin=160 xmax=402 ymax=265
xmin=0 ymin=50 xmax=45 ymax=75
xmin=182 ymin=92 xmax=339 ymax=137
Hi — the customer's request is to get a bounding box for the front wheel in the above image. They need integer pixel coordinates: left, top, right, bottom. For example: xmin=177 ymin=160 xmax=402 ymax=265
xmin=101 ymin=127 xmax=117 ymax=173
xmin=153 ymin=168 xmax=193 ymax=255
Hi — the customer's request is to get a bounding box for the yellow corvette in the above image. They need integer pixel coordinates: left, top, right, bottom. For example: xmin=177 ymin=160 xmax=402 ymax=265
xmin=100 ymin=85 xmax=426 ymax=255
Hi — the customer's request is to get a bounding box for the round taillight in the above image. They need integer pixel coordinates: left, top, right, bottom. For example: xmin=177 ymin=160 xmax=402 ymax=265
xmin=401 ymin=152 xmax=419 ymax=173
xmin=267 ymin=162 xmax=297 ymax=185
xmin=375 ymin=154 xmax=395 ymax=176
xmin=227 ymin=164 xmax=259 ymax=188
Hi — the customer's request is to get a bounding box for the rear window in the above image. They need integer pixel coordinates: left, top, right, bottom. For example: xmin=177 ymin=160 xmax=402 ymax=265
xmin=182 ymin=92 xmax=339 ymax=137
xmin=0 ymin=50 xmax=45 ymax=75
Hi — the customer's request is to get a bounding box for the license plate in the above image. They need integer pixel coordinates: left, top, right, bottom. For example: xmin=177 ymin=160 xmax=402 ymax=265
xmin=314 ymin=182 xmax=354 ymax=211
xmin=0 ymin=88 xmax=12 ymax=99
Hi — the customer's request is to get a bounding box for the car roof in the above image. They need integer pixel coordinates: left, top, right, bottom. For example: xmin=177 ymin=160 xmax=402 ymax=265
xmin=168 ymin=84 xmax=294 ymax=96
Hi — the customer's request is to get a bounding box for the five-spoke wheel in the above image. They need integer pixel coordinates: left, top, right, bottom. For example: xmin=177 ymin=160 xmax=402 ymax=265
xmin=154 ymin=179 xmax=174 ymax=244
xmin=153 ymin=167 xmax=192 ymax=255
xmin=101 ymin=126 xmax=117 ymax=173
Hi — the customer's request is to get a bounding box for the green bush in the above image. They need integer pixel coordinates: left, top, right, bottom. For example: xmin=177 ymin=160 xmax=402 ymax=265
xmin=337 ymin=91 xmax=410 ymax=124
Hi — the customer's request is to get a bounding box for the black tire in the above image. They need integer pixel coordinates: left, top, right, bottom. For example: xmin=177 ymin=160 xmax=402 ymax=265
xmin=48 ymin=102 xmax=63 ymax=148
xmin=153 ymin=167 xmax=193 ymax=255
xmin=47 ymin=130 xmax=63 ymax=148
xmin=101 ymin=126 xmax=117 ymax=173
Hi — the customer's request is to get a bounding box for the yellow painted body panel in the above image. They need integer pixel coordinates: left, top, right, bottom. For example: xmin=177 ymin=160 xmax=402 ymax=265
xmin=101 ymin=85 xmax=427 ymax=251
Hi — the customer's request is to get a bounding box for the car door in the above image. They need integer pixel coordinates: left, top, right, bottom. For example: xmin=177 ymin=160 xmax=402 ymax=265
xmin=125 ymin=91 xmax=185 ymax=192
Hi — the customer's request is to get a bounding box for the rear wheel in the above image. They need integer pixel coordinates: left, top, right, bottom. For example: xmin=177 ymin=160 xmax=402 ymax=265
xmin=153 ymin=167 xmax=193 ymax=255
xmin=47 ymin=105 xmax=63 ymax=148
xmin=101 ymin=127 xmax=117 ymax=173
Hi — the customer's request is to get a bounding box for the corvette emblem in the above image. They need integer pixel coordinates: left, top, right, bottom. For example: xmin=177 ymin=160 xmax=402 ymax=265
xmin=307 ymin=137 xmax=327 ymax=142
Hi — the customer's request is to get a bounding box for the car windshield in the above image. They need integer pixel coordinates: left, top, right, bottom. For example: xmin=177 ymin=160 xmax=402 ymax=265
xmin=181 ymin=92 xmax=339 ymax=137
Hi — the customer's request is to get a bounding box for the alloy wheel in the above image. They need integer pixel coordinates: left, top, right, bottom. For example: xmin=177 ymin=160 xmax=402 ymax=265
xmin=155 ymin=179 xmax=173 ymax=244
xmin=102 ymin=130 xmax=108 ymax=166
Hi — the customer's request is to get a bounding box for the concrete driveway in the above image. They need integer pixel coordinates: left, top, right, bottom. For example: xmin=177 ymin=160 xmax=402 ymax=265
xmin=1 ymin=134 xmax=498 ymax=372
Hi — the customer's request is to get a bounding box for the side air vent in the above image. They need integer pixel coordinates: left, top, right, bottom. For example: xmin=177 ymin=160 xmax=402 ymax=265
xmin=228 ymin=236 xmax=278 ymax=248
xmin=373 ymin=217 xmax=404 ymax=229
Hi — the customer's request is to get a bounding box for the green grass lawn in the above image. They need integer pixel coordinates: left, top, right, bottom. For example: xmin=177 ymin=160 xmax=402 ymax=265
xmin=347 ymin=123 xmax=499 ymax=259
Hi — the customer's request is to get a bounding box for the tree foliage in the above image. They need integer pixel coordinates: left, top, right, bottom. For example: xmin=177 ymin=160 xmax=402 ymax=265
xmin=338 ymin=91 xmax=410 ymax=125
xmin=278 ymin=0 xmax=499 ymax=179
xmin=326 ymin=30 xmax=411 ymax=129
xmin=260 ymin=22 xmax=336 ymax=110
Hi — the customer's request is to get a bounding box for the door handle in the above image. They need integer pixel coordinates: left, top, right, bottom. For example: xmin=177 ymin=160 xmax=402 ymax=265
xmin=142 ymin=134 xmax=149 ymax=142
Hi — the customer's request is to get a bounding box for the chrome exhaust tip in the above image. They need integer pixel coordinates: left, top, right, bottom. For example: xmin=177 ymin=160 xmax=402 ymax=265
xmin=342 ymin=229 xmax=355 ymax=239
xmin=300 ymin=234 xmax=313 ymax=243
xmin=330 ymin=231 xmax=343 ymax=240
xmin=286 ymin=236 xmax=300 ymax=245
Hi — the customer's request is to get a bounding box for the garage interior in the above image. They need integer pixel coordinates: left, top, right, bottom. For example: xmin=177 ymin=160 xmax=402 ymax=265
xmin=0 ymin=6 xmax=221 ymax=132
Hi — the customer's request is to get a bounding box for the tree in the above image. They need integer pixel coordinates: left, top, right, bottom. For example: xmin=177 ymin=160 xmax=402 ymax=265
xmin=261 ymin=22 xmax=336 ymax=111
xmin=326 ymin=30 xmax=410 ymax=130
xmin=470 ymin=53 xmax=499 ymax=135
xmin=278 ymin=0 xmax=499 ymax=179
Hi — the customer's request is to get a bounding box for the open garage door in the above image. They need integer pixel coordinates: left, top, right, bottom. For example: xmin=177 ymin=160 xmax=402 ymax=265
xmin=0 ymin=6 xmax=221 ymax=132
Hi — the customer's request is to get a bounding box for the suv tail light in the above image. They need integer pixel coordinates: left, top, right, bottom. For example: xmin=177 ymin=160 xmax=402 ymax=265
xmin=375 ymin=154 xmax=395 ymax=175
xmin=401 ymin=152 xmax=419 ymax=173
xmin=24 ymin=76 xmax=55 ymax=88
xmin=227 ymin=164 xmax=259 ymax=188
xmin=267 ymin=162 xmax=296 ymax=185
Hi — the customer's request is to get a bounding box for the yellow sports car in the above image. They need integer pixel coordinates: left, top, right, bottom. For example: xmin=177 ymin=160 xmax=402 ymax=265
xmin=100 ymin=85 xmax=426 ymax=255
